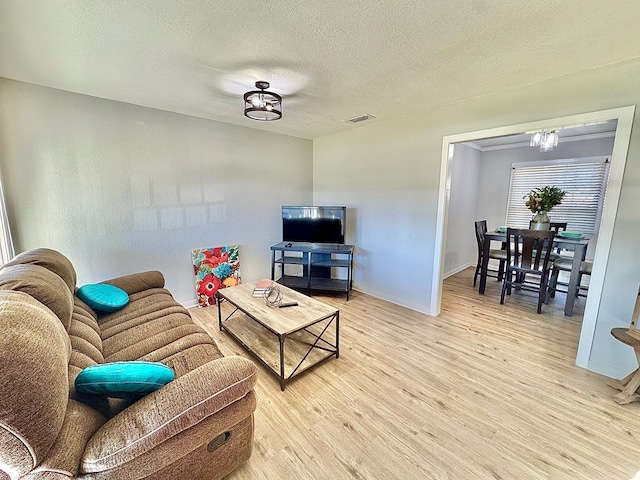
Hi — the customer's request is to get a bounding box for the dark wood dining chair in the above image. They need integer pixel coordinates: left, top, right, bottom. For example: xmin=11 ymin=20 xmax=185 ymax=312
xmin=547 ymin=258 xmax=592 ymax=299
xmin=500 ymin=228 xmax=556 ymax=314
xmin=550 ymin=222 xmax=568 ymax=233
xmin=473 ymin=220 xmax=507 ymax=287
xmin=549 ymin=222 xmax=568 ymax=259
xmin=526 ymin=221 xmax=567 ymax=260
xmin=526 ymin=221 xmax=566 ymax=233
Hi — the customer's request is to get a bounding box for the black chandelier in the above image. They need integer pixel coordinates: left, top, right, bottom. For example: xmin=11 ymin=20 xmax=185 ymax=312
xmin=243 ymin=81 xmax=282 ymax=121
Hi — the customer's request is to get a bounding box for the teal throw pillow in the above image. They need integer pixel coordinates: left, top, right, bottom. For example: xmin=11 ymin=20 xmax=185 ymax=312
xmin=77 ymin=283 xmax=129 ymax=312
xmin=75 ymin=361 xmax=175 ymax=398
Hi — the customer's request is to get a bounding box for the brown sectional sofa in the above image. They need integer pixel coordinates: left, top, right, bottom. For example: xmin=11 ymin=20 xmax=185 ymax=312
xmin=0 ymin=248 xmax=257 ymax=480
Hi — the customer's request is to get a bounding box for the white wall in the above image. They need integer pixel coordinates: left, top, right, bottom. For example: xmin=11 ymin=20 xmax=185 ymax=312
xmin=313 ymin=58 xmax=640 ymax=378
xmin=0 ymin=79 xmax=313 ymax=305
xmin=444 ymin=143 xmax=480 ymax=276
xmin=313 ymin=123 xmax=436 ymax=312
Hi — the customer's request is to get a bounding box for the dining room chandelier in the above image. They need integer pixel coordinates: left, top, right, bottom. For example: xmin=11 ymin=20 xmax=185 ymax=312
xmin=530 ymin=130 xmax=559 ymax=152
xmin=243 ymin=81 xmax=282 ymax=121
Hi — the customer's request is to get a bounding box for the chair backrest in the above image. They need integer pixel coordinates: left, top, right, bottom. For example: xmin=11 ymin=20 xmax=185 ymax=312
xmin=474 ymin=220 xmax=488 ymax=257
xmin=526 ymin=221 xmax=568 ymax=232
xmin=506 ymin=228 xmax=556 ymax=273
xmin=549 ymin=222 xmax=568 ymax=253
xmin=550 ymin=222 xmax=568 ymax=233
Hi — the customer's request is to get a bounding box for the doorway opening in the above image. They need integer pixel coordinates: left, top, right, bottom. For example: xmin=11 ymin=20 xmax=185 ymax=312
xmin=432 ymin=106 xmax=635 ymax=371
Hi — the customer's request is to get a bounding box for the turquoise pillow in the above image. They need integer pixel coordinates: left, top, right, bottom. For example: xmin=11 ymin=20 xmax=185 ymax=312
xmin=77 ymin=283 xmax=129 ymax=312
xmin=75 ymin=361 xmax=175 ymax=398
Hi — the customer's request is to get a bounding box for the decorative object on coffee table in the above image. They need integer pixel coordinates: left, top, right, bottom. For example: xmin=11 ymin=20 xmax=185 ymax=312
xmin=262 ymin=283 xmax=284 ymax=307
xmin=524 ymin=185 xmax=566 ymax=230
xmin=252 ymin=279 xmax=274 ymax=298
xmin=192 ymin=245 xmax=241 ymax=307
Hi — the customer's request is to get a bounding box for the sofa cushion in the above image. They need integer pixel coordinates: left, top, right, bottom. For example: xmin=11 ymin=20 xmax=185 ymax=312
xmin=1 ymin=248 xmax=77 ymax=292
xmin=18 ymin=400 xmax=105 ymax=479
xmin=103 ymin=318 xmax=201 ymax=361
xmin=98 ymin=288 xmax=186 ymax=334
xmin=75 ymin=361 xmax=174 ymax=398
xmin=69 ymin=320 xmax=103 ymax=360
xmin=74 ymin=296 xmax=99 ymax=322
xmin=68 ymin=308 xmax=105 ymax=398
xmin=77 ymin=284 xmax=129 ymax=313
xmin=0 ymin=264 xmax=73 ymax=331
xmin=0 ymin=290 xmax=71 ymax=479
xmin=156 ymin=343 xmax=225 ymax=377
xmin=139 ymin=335 xmax=224 ymax=369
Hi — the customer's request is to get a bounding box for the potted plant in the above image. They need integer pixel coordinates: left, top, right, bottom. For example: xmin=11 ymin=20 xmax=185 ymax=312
xmin=524 ymin=185 xmax=566 ymax=230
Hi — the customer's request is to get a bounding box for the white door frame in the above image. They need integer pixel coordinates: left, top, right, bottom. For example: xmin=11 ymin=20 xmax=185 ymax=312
xmin=431 ymin=106 xmax=636 ymax=370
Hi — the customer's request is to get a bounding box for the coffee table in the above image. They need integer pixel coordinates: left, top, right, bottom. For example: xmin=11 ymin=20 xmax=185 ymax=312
xmin=217 ymin=282 xmax=339 ymax=391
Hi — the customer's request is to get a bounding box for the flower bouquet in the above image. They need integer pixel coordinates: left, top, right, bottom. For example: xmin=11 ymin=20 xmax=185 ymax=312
xmin=524 ymin=185 xmax=566 ymax=230
xmin=524 ymin=185 xmax=566 ymax=213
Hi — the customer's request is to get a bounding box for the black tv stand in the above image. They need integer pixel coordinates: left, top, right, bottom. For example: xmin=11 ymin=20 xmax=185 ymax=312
xmin=270 ymin=242 xmax=355 ymax=300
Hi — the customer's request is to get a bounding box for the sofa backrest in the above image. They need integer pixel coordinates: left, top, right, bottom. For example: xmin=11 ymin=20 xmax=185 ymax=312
xmin=0 ymin=290 xmax=71 ymax=479
xmin=1 ymin=247 xmax=77 ymax=292
xmin=0 ymin=248 xmax=108 ymax=412
xmin=0 ymin=264 xmax=73 ymax=331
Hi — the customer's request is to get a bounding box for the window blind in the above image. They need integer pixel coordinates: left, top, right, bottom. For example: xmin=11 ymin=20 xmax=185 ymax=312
xmin=506 ymin=158 xmax=609 ymax=234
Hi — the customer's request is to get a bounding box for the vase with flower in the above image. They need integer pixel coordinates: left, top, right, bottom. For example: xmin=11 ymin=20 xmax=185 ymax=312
xmin=524 ymin=185 xmax=566 ymax=230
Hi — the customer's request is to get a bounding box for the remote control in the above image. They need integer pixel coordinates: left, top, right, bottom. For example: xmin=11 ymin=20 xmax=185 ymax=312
xmin=279 ymin=302 xmax=298 ymax=308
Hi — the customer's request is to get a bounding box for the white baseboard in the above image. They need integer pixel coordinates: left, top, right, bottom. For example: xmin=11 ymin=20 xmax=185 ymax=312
xmin=181 ymin=298 xmax=199 ymax=309
xmin=351 ymin=285 xmax=431 ymax=316
xmin=443 ymin=262 xmax=474 ymax=279
xmin=584 ymin=359 xmax=630 ymax=380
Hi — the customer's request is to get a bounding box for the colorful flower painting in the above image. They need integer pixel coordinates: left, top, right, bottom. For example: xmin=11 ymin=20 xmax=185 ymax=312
xmin=192 ymin=245 xmax=241 ymax=307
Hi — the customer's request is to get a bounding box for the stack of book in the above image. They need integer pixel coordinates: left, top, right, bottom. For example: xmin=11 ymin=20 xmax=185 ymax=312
xmin=252 ymin=280 xmax=273 ymax=298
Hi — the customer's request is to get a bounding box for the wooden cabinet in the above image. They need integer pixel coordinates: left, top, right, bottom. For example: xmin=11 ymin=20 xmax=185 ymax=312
xmin=270 ymin=242 xmax=355 ymax=300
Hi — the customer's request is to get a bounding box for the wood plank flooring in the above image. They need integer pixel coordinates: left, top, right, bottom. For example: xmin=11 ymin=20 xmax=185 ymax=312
xmin=190 ymin=268 xmax=640 ymax=480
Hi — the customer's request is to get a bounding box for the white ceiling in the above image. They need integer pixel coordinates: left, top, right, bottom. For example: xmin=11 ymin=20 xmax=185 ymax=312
xmin=467 ymin=120 xmax=618 ymax=150
xmin=1 ymin=1 xmax=639 ymax=140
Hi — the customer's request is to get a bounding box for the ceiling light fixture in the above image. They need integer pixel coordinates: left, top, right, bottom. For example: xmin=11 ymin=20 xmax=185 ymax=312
xmin=243 ymin=81 xmax=282 ymax=121
xmin=530 ymin=130 xmax=559 ymax=152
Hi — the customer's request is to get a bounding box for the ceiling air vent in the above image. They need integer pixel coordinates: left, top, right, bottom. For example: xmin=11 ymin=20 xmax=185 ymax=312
xmin=344 ymin=114 xmax=376 ymax=124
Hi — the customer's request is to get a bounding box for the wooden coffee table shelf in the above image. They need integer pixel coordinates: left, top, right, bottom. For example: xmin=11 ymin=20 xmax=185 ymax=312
xmin=217 ymin=282 xmax=339 ymax=390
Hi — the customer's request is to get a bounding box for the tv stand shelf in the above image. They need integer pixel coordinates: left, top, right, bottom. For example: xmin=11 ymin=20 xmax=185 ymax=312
xmin=270 ymin=242 xmax=355 ymax=300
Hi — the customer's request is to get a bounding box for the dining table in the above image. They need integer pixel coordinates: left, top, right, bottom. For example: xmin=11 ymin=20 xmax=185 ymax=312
xmin=478 ymin=228 xmax=590 ymax=316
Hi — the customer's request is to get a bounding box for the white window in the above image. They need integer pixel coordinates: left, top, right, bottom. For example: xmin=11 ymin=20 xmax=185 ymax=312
xmin=506 ymin=156 xmax=610 ymax=234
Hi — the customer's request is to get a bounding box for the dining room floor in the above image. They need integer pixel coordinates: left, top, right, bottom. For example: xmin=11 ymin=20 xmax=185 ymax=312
xmin=476 ymin=261 xmax=586 ymax=320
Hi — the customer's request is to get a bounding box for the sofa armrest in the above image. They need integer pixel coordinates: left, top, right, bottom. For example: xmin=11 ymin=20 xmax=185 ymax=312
xmin=102 ymin=271 xmax=165 ymax=295
xmin=80 ymin=356 xmax=257 ymax=473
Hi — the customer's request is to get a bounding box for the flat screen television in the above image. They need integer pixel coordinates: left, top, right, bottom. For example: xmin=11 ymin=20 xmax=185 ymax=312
xmin=282 ymin=206 xmax=346 ymax=244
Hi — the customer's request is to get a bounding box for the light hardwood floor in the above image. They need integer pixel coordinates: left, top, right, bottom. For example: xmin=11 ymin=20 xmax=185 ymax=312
xmin=191 ymin=268 xmax=640 ymax=480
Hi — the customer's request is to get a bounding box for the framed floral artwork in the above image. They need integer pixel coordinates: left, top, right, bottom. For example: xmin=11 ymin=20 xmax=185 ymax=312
xmin=192 ymin=245 xmax=241 ymax=307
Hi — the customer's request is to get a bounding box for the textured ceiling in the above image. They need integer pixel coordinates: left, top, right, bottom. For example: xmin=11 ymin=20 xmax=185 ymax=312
xmin=1 ymin=1 xmax=639 ymax=139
